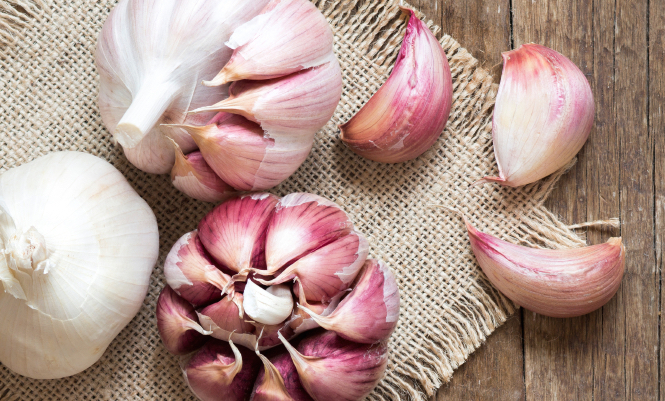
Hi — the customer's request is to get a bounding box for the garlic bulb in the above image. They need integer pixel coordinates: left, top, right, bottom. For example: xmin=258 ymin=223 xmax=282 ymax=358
xmin=478 ymin=44 xmax=595 ymax=187
xmin=158 ymin=193 xmax=400 ymax=400
xmin=96 ymin=0 xmax=272 ymax=174
xmin=463 ymin=215 xmax=625 ymax=318
xmin=0 ymin=152 xmax=159 ymax=379
xmin=340 ymin=7 xmax=453 ymax=163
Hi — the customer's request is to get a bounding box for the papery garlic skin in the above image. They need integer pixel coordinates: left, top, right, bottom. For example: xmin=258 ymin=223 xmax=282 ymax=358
xmin=156 ymin=286 xmax=211 ymax=355
xmin=480 ymin=44 xmax=595 ymax=187
xmin=465 ymin=217 xmax=625 ymax=318
xmin=252 ymin=348 xmax=314 ymax=401
xmin=340 ymin=7 xmax=453 ymax=163
xmin=171 ymin=144 xmax=237 ymax=203
xmin=0 ymin=152 xmax=159 ymax=379
xmin=206 ymin=0 xmax=334 ymax=85
xmin=96 ymin=0 xmax=271 ymax=174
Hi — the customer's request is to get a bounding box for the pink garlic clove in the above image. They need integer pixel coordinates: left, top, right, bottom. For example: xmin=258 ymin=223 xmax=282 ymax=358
xmin=464 ymin=216 xmax=625 ymax=318
xmin=179 ymin=113 xmax=310 ymax=191
xmin=279 ymin=330 xmax=388 ymax=401
xmin=198 ymin=193 xmax=279 ymax=274
xmin=191 ymin=59 xmax=342 ymax=140
xmin=183 ymin=339 xmax=261 ymax=401
xmin=198 ymin=294 xmax=255 ymax=335
xmin=251 ymin=347 xmax=314 ymax=401
xmin=257 ymin=232 xmax=368 ymax=302
xmin=164 ymin=231 xmax=233 ymax=307
xmin=340 ymin=7 xmax=453 ymax=163
xmin=156 ymin=286 xmax=211 ymax=355
xmin=299 ymin=259 xmax=400 ymax=344
xmin=169 ymin=138 xmax=237 ymax=202
xmin=205 ymin=0 xmax=334 ymax=85
xmin=264 ymin=193 xmax=354 ymax=273
xmin=478 ymin=44 xmax=595 ymax=187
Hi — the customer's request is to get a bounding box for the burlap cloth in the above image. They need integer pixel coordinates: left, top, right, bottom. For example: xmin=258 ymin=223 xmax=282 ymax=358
xmin=0 ymin=0 xmax=586 ymax=400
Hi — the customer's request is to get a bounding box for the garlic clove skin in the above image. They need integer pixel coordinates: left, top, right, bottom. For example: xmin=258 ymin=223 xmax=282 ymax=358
xmin=198 ymin=294 xmax=255 ymax=335
xmin=479 ymin=44 xmax=595 ymax=187
xmin=464 ymin=217 xmax=625 ymax=318
xmin=300 ymin=259 xmax=400 ymax=344
xmin=205 ymin=0 xmax=334 ymax=86
xmin=243 ymin=281 xmax=294 ymax=325
xmin=264 ymin=193 xmax=354 ymax=273
xmin=279 ymin=330 xmax=388 ymax=401
xmin=191 ymin=58 xmax=342 ymax=140
xmin=184 ymin=339 xmax=261 ymax=401
xmin=340 ymin=7 xmax=453 ymax=163
xmin=156 ymin=286 xmax=211 ymax=355
xmin=198 ymin=193 xmax=279 ymax=274
xmin=257 ymin=232 xmax=368 ymax=303
xmin=96 ymin=0 xmax=272 ymax=173
xmin=252 ymin=348 xmax=314 ymax=401
xmin=177 ymin=113 xmax=311 ymax=191
xmin=122 ymin=129 xmax=197 ymax=175
xmin=170 ymin=139 xmax=237 ymax=203
xmin=164 ymin=231 xmax=233 ymax=307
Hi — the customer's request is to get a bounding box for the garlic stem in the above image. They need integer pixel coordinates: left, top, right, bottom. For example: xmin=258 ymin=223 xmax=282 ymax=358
xmin=115 ymin=79 xmax=180 ymax=148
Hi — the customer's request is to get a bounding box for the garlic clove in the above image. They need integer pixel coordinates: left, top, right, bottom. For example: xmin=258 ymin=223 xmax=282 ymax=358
xmin=264 ymin=193 xmax=354 ymax=273
xmin=156 ymin=286 xmax=211 ymax=356
xmin=198 ymin=294 xmax=255 ymax=335
xmin=121 ymin=129 xmax=194 ymax=175
xmin=183 ymin=339 xmax=261 ymax=401
xmin=478 ymin=44 xmax=595 ymax=187
xmin=191 ymin=58 xmax=342 ymax=140
xmin=257 ymin=232 xmax=368 ymax=303
xmin=463 ymin=216 xmax=625 ymax=318
xmin=252 ymin=348 xmax=314 ymax=401
xmin=290 ymin=284 xmax=345 ymax=335
xmin=205 ymin=0 xmax=334 ymax=86
xmin=164 ymin=231 xmax=233 ymax=307
xmin=340 ymin=7 xmax=453 ymax=163
xmin=198 ymin=193 xmax=279 ymax=274
xmin=279 ymin=330 xmax=388 ymax=401
xmin=243 ymin=280 xmax=294 ymax=325
xmin=170 ymin=137 xmax=236 ymax=202
xmin=176 ymin=113 xmax=310 ymax=191
xmin=299 ymin=259 xmax=400 ymax=344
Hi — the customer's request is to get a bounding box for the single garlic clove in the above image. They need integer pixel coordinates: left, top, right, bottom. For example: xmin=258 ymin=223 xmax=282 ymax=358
xmin=170 ymin=137 xmax=236 ymax=202
xmin=205 ymin=0 xmax=334 ymax=86
xmin=156 ymin=286 xmax=211 ymax=355
xmin=198 ymin=294 xmax=255 ymax=335
xmin=340 ymin=7 xmax=453 ymax=163
xmin=279 ymin=330 xmax=388 ymax=401
xmin=164 ymin=231 xmax=233 ymax=307
xmin=478 ymin=44 xmax=595 ymax=187
xmin=463 ymin=217 xmax=625 ymax=317
xmin=264 ymin=193 xmax=354 ymax=273
xmin=176 ymin=113 xmax=310 ymax=191
xmin=257 ymin=231 xmax=368 ymax=303
xmin=252 ymin=348 xmax=314 ymax=401
xmin=183 ymin=339 xmax=261 ymax=401
xmin=198 ymin=193 xmax=279 ymax=274
xmin=243 ymin=281 xmax=294 ymax=325
xmin=300 ymin=259 xmax=400 ymax=344
xmin=191 ymin=58 xmax=342 ymax=140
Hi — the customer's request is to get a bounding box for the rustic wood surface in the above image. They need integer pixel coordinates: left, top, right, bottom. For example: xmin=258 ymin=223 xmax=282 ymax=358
xmin=411 ymin=0 xmax=662 ymax=399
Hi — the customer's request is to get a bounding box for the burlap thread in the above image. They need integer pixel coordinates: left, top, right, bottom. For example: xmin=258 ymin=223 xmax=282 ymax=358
xmin=0 ymin=0 xmax=585 ymax=400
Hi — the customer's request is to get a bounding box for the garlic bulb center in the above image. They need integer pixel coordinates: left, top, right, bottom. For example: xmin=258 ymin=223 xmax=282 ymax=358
xmin=6 ymin=227 xmax=53 ymax=274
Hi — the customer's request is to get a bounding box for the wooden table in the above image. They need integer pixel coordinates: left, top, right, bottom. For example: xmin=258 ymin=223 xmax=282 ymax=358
xmin=416 ymin=0 xmax=662 ymax=399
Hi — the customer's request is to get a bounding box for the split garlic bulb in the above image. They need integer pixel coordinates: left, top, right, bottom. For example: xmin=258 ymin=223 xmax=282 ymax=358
xmin=157 ymin=193 xmax=400 ymax=400
xmin=0 ymin=152 xmax=159 ymax=379
xmin=96 ymin=0 xmax=272 ymax=174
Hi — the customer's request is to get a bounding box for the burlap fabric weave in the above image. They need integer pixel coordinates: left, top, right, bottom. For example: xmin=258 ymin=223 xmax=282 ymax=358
xmin=0 ymin=0 xmax=586 ymax=400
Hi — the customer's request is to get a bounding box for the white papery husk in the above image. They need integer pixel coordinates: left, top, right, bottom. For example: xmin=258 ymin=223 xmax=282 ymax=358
xmin=0 ymin=152 xmax=159 ymax=379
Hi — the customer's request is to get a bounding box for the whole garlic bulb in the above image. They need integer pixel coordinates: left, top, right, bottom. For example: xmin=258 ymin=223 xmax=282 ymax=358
xmin=0 ymin=152 xmax=159 ymax=379
xmin=96 ymin=0 xmax=272 ymax=174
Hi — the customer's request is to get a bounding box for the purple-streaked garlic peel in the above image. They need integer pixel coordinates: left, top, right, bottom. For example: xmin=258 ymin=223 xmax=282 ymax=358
xmin=156 ymin=286 xmax=211 ymax=355
xmin=252 ymin=348 xmax=314 ymax=401
xmin=478 ymin=43 xmax=595 ymax=187
xmin=464 ymin=217 xmax=625 ymax=318
xmin=340 ymin=7 xmax=453 ymax=163
xmin=251 ymin=350 xmax=296 ymax=401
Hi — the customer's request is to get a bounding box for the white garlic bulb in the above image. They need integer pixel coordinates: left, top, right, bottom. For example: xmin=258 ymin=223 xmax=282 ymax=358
xmin=0 ymin=152 xmax=159 ymax=379
xmin=96 ymin=0 xmax=271 ymax=174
